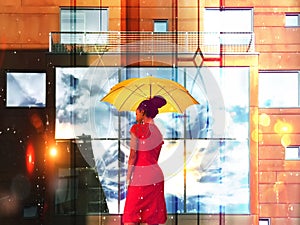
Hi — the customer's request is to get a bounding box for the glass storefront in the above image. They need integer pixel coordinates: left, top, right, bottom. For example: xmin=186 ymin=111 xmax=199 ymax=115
xmin=55 ymin=66 xmax=250 ymax=215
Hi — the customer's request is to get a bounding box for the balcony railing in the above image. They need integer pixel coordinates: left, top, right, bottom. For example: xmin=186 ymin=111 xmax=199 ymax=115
xmin=49 ymin=31 xmax=255 ymax=54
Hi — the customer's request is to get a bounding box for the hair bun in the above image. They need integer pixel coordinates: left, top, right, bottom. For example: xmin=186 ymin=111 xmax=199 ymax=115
xmin=151 ymin=95 xmax=167 ymax=108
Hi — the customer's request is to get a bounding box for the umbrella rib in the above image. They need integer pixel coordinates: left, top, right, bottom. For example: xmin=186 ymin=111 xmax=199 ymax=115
xmin=155 ymin=84 xmax=188 ymax=112
xmin=118 ymin=84 xmax=149 ymax=111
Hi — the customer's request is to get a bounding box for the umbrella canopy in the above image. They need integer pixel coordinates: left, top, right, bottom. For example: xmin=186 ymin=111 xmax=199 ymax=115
xmin=100 ymin=76 xmax=199 ymax=113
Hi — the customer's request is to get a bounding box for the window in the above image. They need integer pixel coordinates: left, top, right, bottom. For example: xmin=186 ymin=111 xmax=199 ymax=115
xmin=204 ymin=8 xmax=253 ymax=45
xmin=285 ymin=13 xmax=300 ymax=27
xmin=60 ymin=8 xmax=108 ymax=44
xmin=154 ymin=20 xmax=168 ymax=32
xmin=259 ymin=71 xmax=300 ymax=108
xmin=55 ymin=67 xmax=250 ymax=214
xmin=285 ymin=146 xmax=300 ymax=160
xmin=259 ymin=218 xmax=271 ymax=225
xmin=6 ymin=72 xmax=46 ymax=107
xmin=55 ymin=166 xmax=109 ymax=215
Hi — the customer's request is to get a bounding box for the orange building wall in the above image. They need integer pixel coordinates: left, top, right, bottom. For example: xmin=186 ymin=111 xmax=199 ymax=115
xmin=0 ymin=1 xmax=299 ymax=224
xmin=258 ymin=109 xmax=300 ymax=225
xmin=1 ymin=0 xmax=299 ymax=70
xmin=0 ymin=0 xmax=123 ymax=49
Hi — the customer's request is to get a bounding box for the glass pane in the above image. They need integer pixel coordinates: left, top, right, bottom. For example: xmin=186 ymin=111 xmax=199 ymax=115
xmin=184 ymin=67 xmax=249 ymax=139
xmin=285 ymin=15 xmax=299 ymax=27
xmin=154 ymin=20 xmax=168 ymax=32
xmin=93 ymin=140 xmax=124 ymax=214
xmin=124 ymin=67 xmax=185 ymax=139
xmin=55 ymin=67 xmax=120 ymax=139
xmin=60 ymin=9 xmax=108 ymax=44
xmin=6 ymin=72 xmax=46 ymax=107
xmin=185 ymin=140 xmax=250 ymax=214
xmin=55 ymin=167 xmax=109 ymax=215
xmin=221 ymin=10 xmax=252 ymax=32
xmin=285 ymin=146 xmax=300 ymax=160
xmin=204 ymin=9 xmax=253 ymax=45
xmin=61 ymin=9 xmax=108 ymax=32
xmin=259 ymin=72 xmax=299 ymax=108
xmin=160 ymin=140 xmax=185 ymax=213
xmin=204 ymin=9 xmax=252 ymax=32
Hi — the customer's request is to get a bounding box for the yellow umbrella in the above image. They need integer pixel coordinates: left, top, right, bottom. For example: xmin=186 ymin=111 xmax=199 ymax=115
xmin=100 ymin=76 xmax=199 ymax=113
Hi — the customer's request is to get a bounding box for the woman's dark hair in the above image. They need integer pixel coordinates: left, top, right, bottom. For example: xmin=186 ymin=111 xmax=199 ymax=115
xmin=137 ymin=96 xmax=167 ymax=118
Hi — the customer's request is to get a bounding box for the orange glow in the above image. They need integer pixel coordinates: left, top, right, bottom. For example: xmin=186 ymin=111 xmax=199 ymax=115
xmin=281 ymin=134 xmax=291 ymax=147
xmin=26 ymin=143 xmax=35 ymax=175
xmin=251 ymin=108 xmax=259 ymax=125
xmin=259 ymin=113 xmax=270 ymax=127
xmin=274 ymin=120 xmax=293 ymax=134
xmin=49 ymin=147 xmax=58 ymax=157
xmin=251 ymin=128 xmax=262 ymax=143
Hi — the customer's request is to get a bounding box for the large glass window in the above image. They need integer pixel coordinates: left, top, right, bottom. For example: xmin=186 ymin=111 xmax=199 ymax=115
xmin=259 ymin=71 xmax=300 ymax=108
xmin=55 ymin=67 xmax=250 ymax=214
xmin=60 ymin=8 xmax=108 ymax=44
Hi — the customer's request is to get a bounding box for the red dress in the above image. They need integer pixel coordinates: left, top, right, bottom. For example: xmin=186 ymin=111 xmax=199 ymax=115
xmin=123 ymin=123 xmax=167 ymax=224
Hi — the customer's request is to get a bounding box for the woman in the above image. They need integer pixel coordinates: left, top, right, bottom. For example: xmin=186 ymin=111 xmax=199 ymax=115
xmin=123 ymin=96 xmax=167 ymax=225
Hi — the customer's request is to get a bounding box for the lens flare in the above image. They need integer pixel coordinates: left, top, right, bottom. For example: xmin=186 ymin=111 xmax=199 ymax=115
xmin=259 ymin=113 xmax=270 ymax=127
xmin=26 ymin=143 xmax=35 ymax=175
xmin=274 ymin=120 xmax=293 ymax=134
xmin=50 ymin=147 xmax=58 ymax=157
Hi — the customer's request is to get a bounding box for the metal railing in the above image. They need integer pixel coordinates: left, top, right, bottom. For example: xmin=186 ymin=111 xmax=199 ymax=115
xmin=49 ymin=31 xmax=255 ymax=54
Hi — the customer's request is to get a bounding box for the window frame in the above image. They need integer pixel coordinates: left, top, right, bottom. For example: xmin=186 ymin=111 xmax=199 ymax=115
xmin=259 ymin=71 xmax=300 ymax=108
xmin=203 ymin=8 xmax=254 ymax=46
xmin=6 ymin=71 xmax=47 ymax=108
xmin=285 ymin=146 xmax=300 ymax=160
xmin=285 ymin=13 xmax=300 ymax=27
xmin=204 ymin=8 xmax=254 ymax=32
xmin=153 ymin=19 xmax=168 ymax=32
xmin=60 ymin=7 xmax=109 ymax=44
xmin=54 ymin=66 xmax=251 ymax=215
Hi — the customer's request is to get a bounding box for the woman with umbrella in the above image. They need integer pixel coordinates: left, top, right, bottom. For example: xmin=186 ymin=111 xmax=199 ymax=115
xmin=123 ymin=96 xmax=167 ymax=225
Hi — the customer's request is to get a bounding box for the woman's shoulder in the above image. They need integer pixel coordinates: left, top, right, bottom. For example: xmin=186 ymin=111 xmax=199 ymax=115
xmin=130 ymin=123 xmax=145 ymax=133
xmin=130 ymin=124 xmax=139 ymax=133
xmin=131 ymin=123 xmax=153 ymax=137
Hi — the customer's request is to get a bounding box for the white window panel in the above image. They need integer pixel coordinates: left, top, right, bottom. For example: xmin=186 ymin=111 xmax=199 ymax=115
xmin=285 ymin=146 xmax=300 ymax=160
xmin=204 ymin=9 xmax=253 ymax=32
xmin=259 ymin=72 xmax=300 ymax=108
xmin=285 ymin=14 xmax=300 ymax=27
xmin=204 ymin=9 xmax=253 ymax=45
xmin=154 ymin=20 xmax=168 ymax=32
xmin=6 ymin=72 xmax=46 ymax=107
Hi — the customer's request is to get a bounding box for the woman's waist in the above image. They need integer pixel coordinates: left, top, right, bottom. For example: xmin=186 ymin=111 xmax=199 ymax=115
xmin=130 ymin=165 xmax=164 ymax=186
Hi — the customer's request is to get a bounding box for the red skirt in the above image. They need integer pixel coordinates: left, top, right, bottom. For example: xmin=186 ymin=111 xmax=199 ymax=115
xmin=123 ymin=181 xmax=167 ymax=224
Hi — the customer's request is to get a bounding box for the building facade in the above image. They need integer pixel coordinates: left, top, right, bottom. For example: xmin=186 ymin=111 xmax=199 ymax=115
xmin=0 ymin=0 xmax=299 ymax=225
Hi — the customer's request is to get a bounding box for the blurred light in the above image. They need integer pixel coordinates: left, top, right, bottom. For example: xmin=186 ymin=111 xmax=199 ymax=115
xmin=251 ymin=128 xmax=262 ymax=143
xmin=274 ymin=120 xmax=293 ymax=134
xmin=49 ymin=147 xmax=58 ymax=157
xmin=26 ymin=143 xmax=35 ymax=175
xmin=259 ymin=113 xmax=270 ymax=127
xmin=251 ymin=108 xmax=259 ymax=124
xmin=281 ymin=134 xmax=291 ymax=147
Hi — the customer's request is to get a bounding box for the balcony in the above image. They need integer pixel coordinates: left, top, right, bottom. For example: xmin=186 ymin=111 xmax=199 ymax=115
xmin=49 ymin=31 xmax=255 ymax=54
